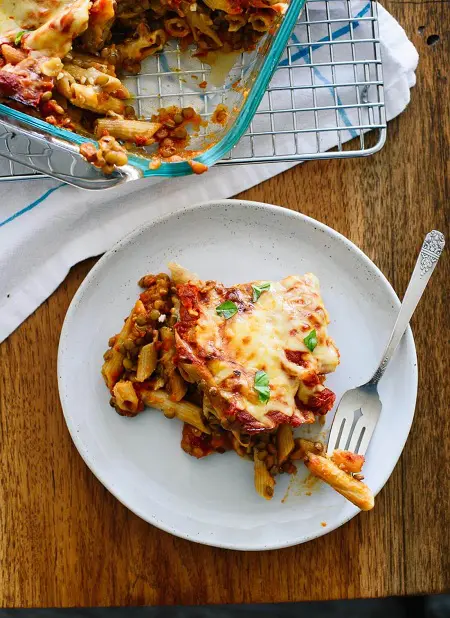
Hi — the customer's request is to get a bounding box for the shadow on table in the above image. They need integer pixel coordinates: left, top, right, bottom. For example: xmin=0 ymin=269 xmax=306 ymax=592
xmin=0 ymin=596 xmax=449 ymax=617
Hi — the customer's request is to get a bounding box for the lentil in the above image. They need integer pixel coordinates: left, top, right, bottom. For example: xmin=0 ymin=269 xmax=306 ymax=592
xmin=123 ymin=357 xmax=134 ymax=370
xmin=182 ymin=107 xmax=195 ymax=119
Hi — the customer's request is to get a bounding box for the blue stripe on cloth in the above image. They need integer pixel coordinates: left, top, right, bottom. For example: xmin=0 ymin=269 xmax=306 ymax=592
xmin=0 ymin=183 xmax=64 ymax=228
xmin=290 ymin=35 xmax=358 ymax=139
xmin=279 ymin=1 xmax=372 ymax=67
xmin=279 ymin=1 xmax=372 ymax=141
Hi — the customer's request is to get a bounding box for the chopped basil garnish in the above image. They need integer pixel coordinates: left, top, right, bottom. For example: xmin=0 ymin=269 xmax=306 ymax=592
xmin=304 ymin=329 xmax=318 ymax=352
xmin=216 ymin=300 xmax=238 ymax=319
xmin=15 ymin=31 xmax=27 ymax=46
xmin=254 ymin=370 xmax=270 ymax=403
xmin=252 ymin=282 xmax=271 ymax=303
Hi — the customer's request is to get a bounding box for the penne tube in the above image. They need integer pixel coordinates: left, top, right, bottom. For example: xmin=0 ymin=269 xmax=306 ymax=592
xmin=276 ymin=424 xmax=295 ymax=464
xmin=95 ymin=118 xmax=161 ymax=143
xmin=164 ymin=18 xmax=190 ymax=38
xmin=63 ymin=63 xmax=130 ymax=97
xmin=159 ymin=327 xmax=188 ymax=402
xmin=113 ymin=380 xmax=140 ymax=415
xmin=81 ymin=0 xmax=116 ymax=52
xmin=305 ymin=453 xmax=374 ymax=511
xmin=102 ymin=349 xmax=125 ymax=391
xmin=55 ymin=76 xmax=126 ymax=114
xmin=248 ymin=10 xmax=275 ymax=32
xmin=117 ymin=24 xmax=166 ymax=62
xmin=168 ymin=262 xmax=200 ymax=285
xmin=168 ymin=371 xmax=188 ymax=402
xmin=101 ymin=299 xmax=146 ymax=390
xmin=136 ymin=342 xmax=158 ymax=382
xmin=202 ymin=393 xmax=217 ymax=421
xmin=1 ymin=44 xmax=27 ymax=64
xmin=182 ymin=4 xmax=223 ymax=47
xmin=225 ymin=15 xmax=247 ymax=31
xmin=141 ymin=389 xmax=211 ymax=433
xmin=71 ymin=82 xmax=125 ymax=113
xmin=254 ymin=455 xmax=275 ymax=500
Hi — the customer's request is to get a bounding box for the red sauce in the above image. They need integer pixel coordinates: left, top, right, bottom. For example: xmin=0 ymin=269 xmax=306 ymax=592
xmin=285 ymin=349 xmax=309 ymax=367
xmin=309 ymin=387 xmax=335 ymax=414
xmin=176 ymin=283 xmax=201 ymax=324
xmin=181 ymin=423 xmax=231 ymax=458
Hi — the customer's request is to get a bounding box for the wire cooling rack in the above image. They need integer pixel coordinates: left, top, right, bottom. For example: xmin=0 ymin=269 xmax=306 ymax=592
xmin=0 ymin=0 xmax=385 ymax=182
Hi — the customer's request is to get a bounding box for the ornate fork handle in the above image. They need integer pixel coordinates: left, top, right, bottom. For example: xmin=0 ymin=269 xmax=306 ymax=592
xmin=369 ymin=231 xmax=445 ymax=385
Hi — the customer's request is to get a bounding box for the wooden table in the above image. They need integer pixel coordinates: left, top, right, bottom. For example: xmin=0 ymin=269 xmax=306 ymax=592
xmin=0 ymin=0 xmax=449 ymax=608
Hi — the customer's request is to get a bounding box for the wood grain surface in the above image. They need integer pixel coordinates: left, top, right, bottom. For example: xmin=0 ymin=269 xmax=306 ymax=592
xmin=0 ymin=0 xmax=449 ymax=608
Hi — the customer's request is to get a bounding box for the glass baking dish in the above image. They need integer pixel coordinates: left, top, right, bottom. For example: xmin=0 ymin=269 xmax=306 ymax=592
xmin=0 ymin=0 xmax=305 ymax=190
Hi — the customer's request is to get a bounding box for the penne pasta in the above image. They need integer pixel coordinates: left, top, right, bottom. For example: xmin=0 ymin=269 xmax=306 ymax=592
xmin=141 ymin=389 xmax=211 ymax=434
xmin=102 ymin=348 xmax=125 ymax=391
xmin=95 ymin=118 xmax=161 ymax=143
xmin=136 ymin=342 xmax=158 ymax=382
xmin=225 ymin=15 xmax=247 ymax=31
xmin=248 ymin=10 xmax=276 ymax=32
xmin=116 ymin=23 xmax=166 ymax=64
xmin=71 ymin=82 xmax=125 ymax=113
xmin=305 ymin=453 xmax=374 ymax=511
xmin=55 ymin=75 xmax=126 ymax=114
xmin=164 ymin=18 xmax=190 ymax=38
xmin=254 ymin=455 xmax=275 ymax=500
xmin=1 ymin=44 xmax=27 ymax=65
xmin=63 ymin=63 xmax=130 ymax=97
xmin=276 ymin=424 xmax=295 ymax=465
xmin=113 ymin=380 xmax=140 ymax=415
xmin=182 ymin=4 xmax=223 ymax=47
xmin=101 ymin=299 xmax=147 ymax=390
xmin=168 ymin=262 xmax=200 ymax=285
xmin=81 ymin=0 xmax=116 ymax=52
xmin=159 ymin=327 xmax=188 ymax=401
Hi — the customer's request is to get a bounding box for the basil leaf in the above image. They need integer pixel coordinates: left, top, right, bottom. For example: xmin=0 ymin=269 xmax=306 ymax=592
xmin=216 ymin=300 xmax=238 ymax=319
xmin=14 ymin=31 xmax=26 ymax=46
xmin=303 ymin=329 xmax=318 ymax=352
xmin=254 ymin=370 xmax=270 ymax=403
xmin=252 ymin=282 xmax=271 ymax=303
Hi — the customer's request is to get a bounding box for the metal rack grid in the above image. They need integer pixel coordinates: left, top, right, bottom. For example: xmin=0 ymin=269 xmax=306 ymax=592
xmin=0 ymin=0 xmax=385 ymax=182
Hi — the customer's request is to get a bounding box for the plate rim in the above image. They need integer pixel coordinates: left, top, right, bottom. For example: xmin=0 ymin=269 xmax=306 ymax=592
xmin=58 ymin=199 xmax=418 ymax=550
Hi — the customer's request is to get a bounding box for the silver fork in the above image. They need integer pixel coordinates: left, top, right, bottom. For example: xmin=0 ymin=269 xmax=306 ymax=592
xmin=327 ymin=230 xmax=445 ymax=457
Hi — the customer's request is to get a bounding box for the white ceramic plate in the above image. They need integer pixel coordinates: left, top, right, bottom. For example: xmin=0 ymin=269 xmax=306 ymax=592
xmin=58 ymin=200 xmax=417 ymax=550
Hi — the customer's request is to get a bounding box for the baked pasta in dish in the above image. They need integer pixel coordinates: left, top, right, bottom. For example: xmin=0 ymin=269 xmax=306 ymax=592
xmin=0 ymin=0 xmax=288 ymax=172
xmin=101 ymin=264 xmax=374 ymax=511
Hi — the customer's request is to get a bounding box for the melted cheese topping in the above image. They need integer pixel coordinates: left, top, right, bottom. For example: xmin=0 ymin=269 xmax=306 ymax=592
xmin=0 ymin=0 xmax=91 ymax=57
xmin=176 ymin=271 xmax=339 ymax=430
xmin=0 ymin=0 xmax=75 ymax=34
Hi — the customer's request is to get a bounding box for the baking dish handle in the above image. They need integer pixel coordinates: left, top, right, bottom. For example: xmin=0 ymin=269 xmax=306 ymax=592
xmin=0 ymin=115 xmax=142 ymax=190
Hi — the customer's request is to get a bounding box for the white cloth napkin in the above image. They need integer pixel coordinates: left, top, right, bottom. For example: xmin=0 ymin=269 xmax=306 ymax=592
xmin=0 ymin=1 xmax=418 ymax=342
